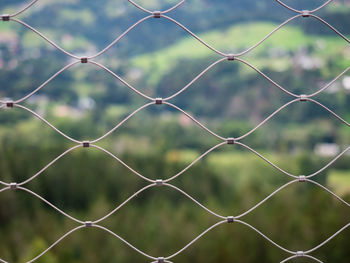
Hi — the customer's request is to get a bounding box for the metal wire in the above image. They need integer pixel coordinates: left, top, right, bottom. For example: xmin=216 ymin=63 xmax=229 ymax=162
xmin=0 ymin=0 xmax=349 ymax=262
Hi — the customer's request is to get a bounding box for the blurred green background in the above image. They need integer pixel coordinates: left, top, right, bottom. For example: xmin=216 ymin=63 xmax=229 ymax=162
xmin=0 ymin=0 xmax=350 ymax=262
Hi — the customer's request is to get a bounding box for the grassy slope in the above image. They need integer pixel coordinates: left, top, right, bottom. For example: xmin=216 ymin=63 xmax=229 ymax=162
xmin=328 ymin=169 xmax=350 ymax=197
xmin=132 ymin=21 xmax=350 ymax=85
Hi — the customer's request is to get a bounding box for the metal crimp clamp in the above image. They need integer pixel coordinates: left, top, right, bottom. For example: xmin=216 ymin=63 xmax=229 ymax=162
xmin=301 ymin=10 xmax=310 ymax=17
xmin=153 ymin=11 xmax=162 ymax=18
xmin=296 ymin=251 xmax=305 ymax=257
xmin=10 ymin=183 xmax=18 ymax=189
xmin=84 ymin=221 xmax=93 ymax=227
xmin=82 ymin=141 xmax=90 ymax=148
xmin=5 ymin=100 xmax=14 ymax=108
xmin=227 ymin=216 xmax=235 ymax=223
xmin=299 ymin=175 xmax=306 ymax=182
xmin=156 ymin=179 xmax=163 ymax=186
xmin=80 ymin=57 xmax=88 ymax=63
xmin=227 ymin=54 xmax=235 ymax=61
xmin=155 ymin=98 xmax=163 ymax=105
xmin=157 ymin=257 xmax=165 ymax=263
xmin=299 ymin=94 xmax=308 ymax=102
xmin=1 ymin=14 xmax=10 ymax=21
xmin=226 ymin=138 xmax=236 ymax=145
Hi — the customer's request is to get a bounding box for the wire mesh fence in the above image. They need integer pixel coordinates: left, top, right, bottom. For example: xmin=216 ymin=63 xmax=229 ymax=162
xmin=0 ymin=0 xmax=349 ymax=262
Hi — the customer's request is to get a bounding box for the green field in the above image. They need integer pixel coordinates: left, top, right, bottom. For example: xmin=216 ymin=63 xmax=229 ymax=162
xmin=132 ymin=22 xmax=350 ymax=85
xmin=328 ymin=169 xmax=350 ymax=197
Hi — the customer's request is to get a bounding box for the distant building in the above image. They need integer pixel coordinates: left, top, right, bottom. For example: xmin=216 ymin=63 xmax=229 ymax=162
xmin=342 ymin=76 xmax=350 ymax=91
xmin=294 ymin=52 xmax=323 ymax=70
xmin=314 ymin=143 xmax=340 ymax=157
xmin=53 ymin=105 xmax=83 ymax=118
